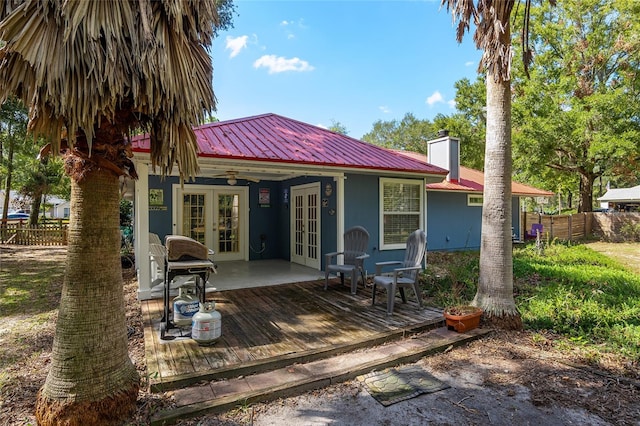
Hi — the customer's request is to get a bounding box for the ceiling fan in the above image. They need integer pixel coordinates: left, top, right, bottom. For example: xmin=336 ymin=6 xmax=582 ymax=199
xmin=212 ymin=171 xmax=260 ymax=185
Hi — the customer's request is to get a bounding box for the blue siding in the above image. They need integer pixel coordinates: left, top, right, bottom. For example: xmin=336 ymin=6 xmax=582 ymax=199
xmin=148 ymin=176 xmax=174 ymax=242
xmin=343 ymin=173 xmax=378 ymax=246
xmin=248 ymin=181 xmax=281 ymax=260
xmin=512 ymin=197 xmax=521 ymax=239
xmin=427 ymin=192 xmax=482 ymax=251
xmin=276 ymin=181 xmax=291 ymax=259
xmin=427 ymin=191 xmax=523 ymax=251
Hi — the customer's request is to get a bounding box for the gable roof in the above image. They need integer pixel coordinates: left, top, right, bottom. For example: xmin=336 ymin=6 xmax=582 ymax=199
xmin=131 ymin=113 xmax=448 ymax=178
xmin=392 ymin=150 xmax=554 ymax=197
xmin=597 ymin=185 xmax=640 ymax=202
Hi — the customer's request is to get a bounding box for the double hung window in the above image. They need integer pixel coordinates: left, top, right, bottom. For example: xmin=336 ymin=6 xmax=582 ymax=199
xmin=379 ymin=178 xmax=423 ymax=250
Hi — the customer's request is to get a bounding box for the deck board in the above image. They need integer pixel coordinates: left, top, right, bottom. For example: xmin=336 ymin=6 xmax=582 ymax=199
xmin=142 ymin=279 xmax=444 ymax=390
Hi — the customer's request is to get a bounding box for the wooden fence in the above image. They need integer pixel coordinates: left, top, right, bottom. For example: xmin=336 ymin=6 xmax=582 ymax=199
xmin=521 ymin=212 xmax=592 ymax=242
xmin=0 ymin=220 xmax=68 ymax=246
xmin=521 ymin=212 xmax=640 ymax=242
xmin=590 ymin=212 xmax=640 ymax=242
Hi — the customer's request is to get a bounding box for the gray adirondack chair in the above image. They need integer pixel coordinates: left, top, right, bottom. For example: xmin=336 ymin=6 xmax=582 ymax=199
xmin=324 ymin=226 xmax=370 ymax=295
xmin=372 ymin=229 xmax=426 ymax=316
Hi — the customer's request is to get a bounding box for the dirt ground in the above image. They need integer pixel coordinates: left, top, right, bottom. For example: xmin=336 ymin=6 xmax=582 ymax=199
xmin=166 ymin=330 xmax=639 ymax=426
xmin=1 ymin=245 xmax=639 ymax=425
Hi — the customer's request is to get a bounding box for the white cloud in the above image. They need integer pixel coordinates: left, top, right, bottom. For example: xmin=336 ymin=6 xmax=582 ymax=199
xmin=253 ymin=55 xmax=315 ymax=74
xmin=448 ymin=99 xmax=457 ymax=109
xmin=225 ymin=35 xmax=248 ymax=58
xmin=281 ymin=18 xmax=307 ymax=29
xmin=280 ymin=18 xmax=308 ymax=40
xmin=465 ymin=61 xmax=475 ymax=67
xmin=379 ymin=105 xmax=391 ymax=114
xmin=426 ymin=91 xmax=444 ymax=106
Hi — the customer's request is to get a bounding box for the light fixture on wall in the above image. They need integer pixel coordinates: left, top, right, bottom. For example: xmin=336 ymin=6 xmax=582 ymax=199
xmin=227 ymin=176 xmax=237 ymax=185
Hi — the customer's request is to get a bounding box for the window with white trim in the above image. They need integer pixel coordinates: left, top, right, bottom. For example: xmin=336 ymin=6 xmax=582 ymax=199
xmin=467 ymin=194 xmax=483 ymax=206
xmin=379 ymin=178 xmax=423 ymax=250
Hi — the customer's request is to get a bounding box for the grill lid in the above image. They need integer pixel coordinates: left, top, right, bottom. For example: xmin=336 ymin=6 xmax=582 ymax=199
xmin=165 ymin=235 xmax=209 ymax=261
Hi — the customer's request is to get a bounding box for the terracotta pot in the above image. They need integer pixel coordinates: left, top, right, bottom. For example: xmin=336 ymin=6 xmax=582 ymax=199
xmin=443 ymin=306 xmax=483 ymax=332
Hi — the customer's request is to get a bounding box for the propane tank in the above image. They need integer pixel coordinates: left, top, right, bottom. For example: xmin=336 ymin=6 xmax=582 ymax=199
xmin=191 ymin=301 xmax=222 ymax=345
xmin=173 ymin=287 xmax=199 ymax=327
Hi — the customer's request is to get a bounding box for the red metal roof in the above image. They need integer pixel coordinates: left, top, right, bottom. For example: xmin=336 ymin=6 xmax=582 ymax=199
xmin=393 ymin=150 xmax=554 ymax=197
xmin=131 ymin=114 xmax=448 ymax=176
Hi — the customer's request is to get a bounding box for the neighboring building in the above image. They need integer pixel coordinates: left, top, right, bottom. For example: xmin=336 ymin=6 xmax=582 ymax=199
xmin=48 ymin=197 xmax=71 ymax=219
xmin=597 ymin=185 xmax=640 ymax=212
xmin=0 ymin=190 xmax=30 ymax=217
xmin=394 ymin=132 xmax=554 ymax=251
xmin=0 ymin=191 xmax=70 ymax=219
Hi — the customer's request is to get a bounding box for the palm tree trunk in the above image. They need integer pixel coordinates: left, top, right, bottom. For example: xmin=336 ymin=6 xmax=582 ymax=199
xmin=35 ymin=168 xmax=139 ymax=425
xmin=473 ymin=74 xmax=522 ymax=330
xmin=2 ymin=136 xmax=14 ymax=220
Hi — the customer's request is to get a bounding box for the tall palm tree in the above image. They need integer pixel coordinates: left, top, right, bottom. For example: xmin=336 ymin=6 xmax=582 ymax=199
xmin=0 ymin=1 xmax=233 ymax=424
xmin=442 ymin=0 xmax=543 ymax=329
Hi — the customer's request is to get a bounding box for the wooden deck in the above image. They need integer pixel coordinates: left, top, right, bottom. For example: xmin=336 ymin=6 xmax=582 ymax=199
xmin=142 ymin=279 xmax=444 ymax=391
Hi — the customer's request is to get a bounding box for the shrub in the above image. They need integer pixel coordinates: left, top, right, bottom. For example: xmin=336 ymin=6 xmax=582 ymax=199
xmin=620 ymin=222 xmax=640 ymax=242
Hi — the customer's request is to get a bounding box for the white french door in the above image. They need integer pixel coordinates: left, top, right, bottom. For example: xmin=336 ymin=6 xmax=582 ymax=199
xmin=174 ymin=184 xmax=248 ymax=261
xmin=290 ymin=183 xmax=320 ymax=269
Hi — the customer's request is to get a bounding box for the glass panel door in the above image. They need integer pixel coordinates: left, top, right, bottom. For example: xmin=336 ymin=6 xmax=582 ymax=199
xmin=182 ymin=192 xmax=207 ymax=245
xmin=216 ymin=193 xmax=240 ymax=255
xmin=306 ymin=191 xmax=319 ymax=262
xmin=176 ymin=185 xmax=247 ymax=261
xmin=292 ymin=191 xmax=305 ymax=261
xmin=290 ymin=184 xmax=320 ymax=269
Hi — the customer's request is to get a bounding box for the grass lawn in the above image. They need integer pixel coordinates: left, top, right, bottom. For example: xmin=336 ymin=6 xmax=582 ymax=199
xmin=424 ymin=241 xmax=640 ymax=364
xmin=585 ymin=241 xmax=640 ymax=274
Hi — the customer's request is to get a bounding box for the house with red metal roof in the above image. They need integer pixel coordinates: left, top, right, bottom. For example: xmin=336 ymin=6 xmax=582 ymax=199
xmin=394 ymin=133 xmax=553 ymax=251
xmin=129 ymin=114 xmax=552 ymax=298
xmin=130 ymin=113 xmax=449 ymax=299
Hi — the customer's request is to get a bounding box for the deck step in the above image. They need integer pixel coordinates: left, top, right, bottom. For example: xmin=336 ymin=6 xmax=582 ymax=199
xmin=149 ymin=316 xmax=444 ymax=392
xmin=150 ymin=326 xmax=491 ymax=426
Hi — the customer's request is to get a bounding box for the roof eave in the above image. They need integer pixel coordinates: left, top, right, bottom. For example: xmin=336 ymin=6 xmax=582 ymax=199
xmin=131 ymin=150 xmax=447 ymax=181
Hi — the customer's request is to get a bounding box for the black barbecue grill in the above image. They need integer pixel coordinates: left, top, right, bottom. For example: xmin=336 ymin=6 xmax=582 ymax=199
xmin=160 ymin=235 xmax=215 ymax=340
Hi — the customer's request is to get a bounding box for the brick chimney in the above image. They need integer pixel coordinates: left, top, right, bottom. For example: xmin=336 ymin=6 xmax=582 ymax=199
xmin=427 ymin=130 xmax=460 ymax=183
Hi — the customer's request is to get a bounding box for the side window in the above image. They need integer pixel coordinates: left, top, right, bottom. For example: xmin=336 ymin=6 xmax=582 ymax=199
xmin=467 ymin=194 xmax=483 ymax=206
xmin=379 ymin=178 xmax=423 ymax=250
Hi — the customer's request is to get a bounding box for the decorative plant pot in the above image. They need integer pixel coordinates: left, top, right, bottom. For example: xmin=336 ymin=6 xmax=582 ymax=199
xmin=443 ymin=306 xmax=483 ymax=333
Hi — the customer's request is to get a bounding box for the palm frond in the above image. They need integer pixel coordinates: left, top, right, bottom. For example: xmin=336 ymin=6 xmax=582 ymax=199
xmin=442 ymin=0 xmax=516 ymax=82
xmin=0 ymin=0 xmax=234 ymax=180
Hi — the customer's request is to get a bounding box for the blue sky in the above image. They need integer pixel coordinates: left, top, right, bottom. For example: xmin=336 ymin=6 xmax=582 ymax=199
xmin=209 ymin=1 xmax=482 ymax=139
